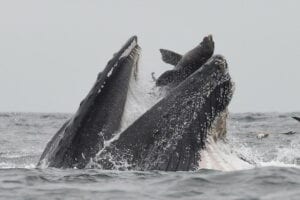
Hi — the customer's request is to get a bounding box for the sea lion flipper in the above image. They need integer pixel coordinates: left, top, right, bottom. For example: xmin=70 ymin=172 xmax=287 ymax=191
xmin=159 ymin=49 xmax=182 ymax=66
xmin=156 ymin=70 xmax=178 ymax=86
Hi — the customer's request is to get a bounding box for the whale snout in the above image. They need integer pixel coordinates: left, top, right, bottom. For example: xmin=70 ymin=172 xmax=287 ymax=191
xmin=213 ymin=55 xmax=228 ymax=73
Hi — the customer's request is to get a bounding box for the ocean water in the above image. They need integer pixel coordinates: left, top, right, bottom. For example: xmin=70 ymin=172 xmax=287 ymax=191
xmin=0 ymin=112 xmax=300 ymax=199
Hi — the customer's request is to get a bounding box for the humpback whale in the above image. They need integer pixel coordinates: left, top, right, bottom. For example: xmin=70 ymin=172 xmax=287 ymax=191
xmin=38 ymin=36 xmax=234 ymax=171
xmin=156 ymin=35 xmax=214 ymax=88
xmin=38 ymin=36 xmax=140 ymax=168
xmin=95 ymin=55 xmax=232 ymax=171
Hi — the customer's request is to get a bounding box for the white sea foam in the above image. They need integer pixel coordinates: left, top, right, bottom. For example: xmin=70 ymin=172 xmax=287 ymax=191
xmin=199 ymin=138 xmax=253 ymax=171
xmin=119 ymin=74 xmax=160 ymax=132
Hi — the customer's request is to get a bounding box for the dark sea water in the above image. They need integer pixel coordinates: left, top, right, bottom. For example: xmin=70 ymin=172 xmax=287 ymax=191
xmin=0 ymin=112 xmax=300 ymax=200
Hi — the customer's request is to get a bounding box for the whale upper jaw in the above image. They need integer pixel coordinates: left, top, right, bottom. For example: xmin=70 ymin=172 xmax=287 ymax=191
xmin=37 ymin=36 xmax=141 ymax=169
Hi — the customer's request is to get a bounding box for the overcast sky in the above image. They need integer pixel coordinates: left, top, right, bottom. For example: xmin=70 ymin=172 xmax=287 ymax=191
xmin=0 ymin=0 xmax=299 ymax=113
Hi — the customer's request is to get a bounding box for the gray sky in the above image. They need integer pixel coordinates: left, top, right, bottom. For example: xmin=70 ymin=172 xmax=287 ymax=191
xmin=0 ymin=0 xmax=299 ymax=113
